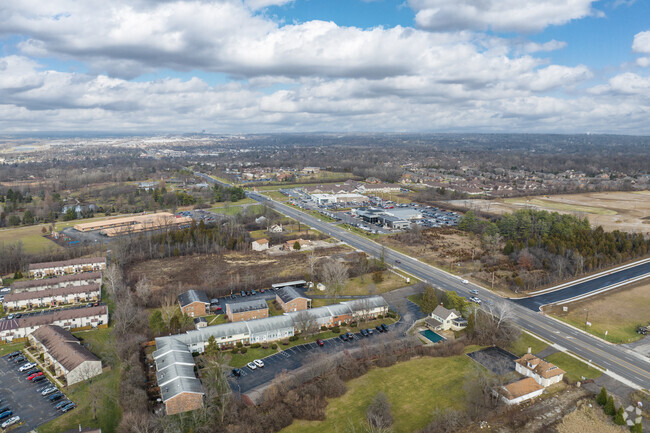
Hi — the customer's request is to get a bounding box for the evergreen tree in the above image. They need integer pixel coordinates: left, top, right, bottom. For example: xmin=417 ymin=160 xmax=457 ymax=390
xmin=604 ymin=395 xmax=616 ymax=416
xmin=420 ymin=286 xmax=438 ymax=314
xmin=596 ymin=387 xmax=607 ymax=406
xmin=614 ymin=407 xmax=625 ymax=425
xmin=293 ymin=241 xmax=301 ymax=250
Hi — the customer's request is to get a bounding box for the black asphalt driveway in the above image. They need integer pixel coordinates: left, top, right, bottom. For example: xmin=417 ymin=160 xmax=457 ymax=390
xmin=513 ymin=261 xmax=650 ymax=310
xmin=0 ymin=354 xmax=62 ymax=432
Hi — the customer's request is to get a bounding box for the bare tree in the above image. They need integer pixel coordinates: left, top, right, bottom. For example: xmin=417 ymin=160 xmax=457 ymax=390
xmin=366 ymin=391 xmax=393 ymax=432
xmin=160 ymin=295 xmax=178 ymax=329
xmin=320 ymin=259 xmax=348 ymax=300
xmin=103 ymin=263 xmax=124 ymax=299
xmin=293 ymin=310 xmax=319 ymax=338
xmin=308 ymin=252 xmax=319 ymax=281
xmin=134 ymin=276 xmax=152 ymax=306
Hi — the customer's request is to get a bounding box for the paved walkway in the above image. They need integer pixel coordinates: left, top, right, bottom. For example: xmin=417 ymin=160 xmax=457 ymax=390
xmin=623 ymin=335 xmax=650 ymax=358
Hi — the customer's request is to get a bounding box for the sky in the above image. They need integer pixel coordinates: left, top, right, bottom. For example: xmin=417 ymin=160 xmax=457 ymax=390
xmin=0 ymin=0 xmax=650 ymax=134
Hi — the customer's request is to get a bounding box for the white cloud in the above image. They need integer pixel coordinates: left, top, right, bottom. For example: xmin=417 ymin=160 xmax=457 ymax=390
xmin=408 ymin=0 xmax=598 ymax=33
xmin=632 ymin=31 xmax=650 ymax=53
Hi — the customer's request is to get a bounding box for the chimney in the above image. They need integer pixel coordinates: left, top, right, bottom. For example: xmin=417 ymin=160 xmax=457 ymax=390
xmin=527 ymin=346 xmax=532 ymax=354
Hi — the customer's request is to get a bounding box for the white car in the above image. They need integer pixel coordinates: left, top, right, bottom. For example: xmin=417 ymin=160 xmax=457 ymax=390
xmin=469 ymin=289 xmax=479 ymax=295
xmin=1 ymin=416 xmax=19 ymax=429
xmin=460 ymin=279 xmax=469 ymax=284
xmin=19 ymin=362 xmax=36 ymax=372
xmin=0 ymin=288 xmax=11 ymax=293
xmin=247 ymin=362 xmax=257 ymax=370
xmin=470 ymin=296 xmax=482 ymax=304
xmin=41 ymin=386 xmax=58 ymax=396
xmin=253 ymin=359 xmax=264 ymax=368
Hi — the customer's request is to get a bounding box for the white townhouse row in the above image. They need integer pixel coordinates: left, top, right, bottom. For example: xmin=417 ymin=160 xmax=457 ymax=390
xmin=28 ymin=257 xmax=106 ymax=279
xmin=3 ymin=283 xmax=101 ymax=311
xmin=0 ymin=305 xmax=108 ymax=342
xmin=10 ymin=272 xmax=102 ymax=293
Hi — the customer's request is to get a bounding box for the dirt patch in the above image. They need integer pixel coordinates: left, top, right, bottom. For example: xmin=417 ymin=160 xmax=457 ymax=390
xmin=447 ymin=190 xmax=650 ymax=235
xmin=544 ymin=279 xmax=650 ymax=344
xmin=126 ymin=244 xmax=351 ymax=300
xmin=555 ymin=399 xmax=628 ymax=433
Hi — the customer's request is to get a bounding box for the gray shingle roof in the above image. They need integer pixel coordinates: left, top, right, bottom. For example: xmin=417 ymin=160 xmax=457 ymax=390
xmin=227 ymin=299 xmax=268 ymax=314
xmin=432 ymin=305 xmax=459 ymax=320
xmin=156 ymin=363 xmax=197 ymax=387
xmin=276 ymin=286 xmax=308 ymax=304
xmin=155 ymin=350 xmax=195 ymax=372
xmin=271 ymin=280 xmax=306 ymax=289
xmin=177 ymin=290 xmax=210 ymax=308
xmin=245 ymin=315 xmax=294 ymax=335
xmin=341 ymin=296 xmax=388 ymax=311
xmin=160 ymin=376 xmax=204 ymax=402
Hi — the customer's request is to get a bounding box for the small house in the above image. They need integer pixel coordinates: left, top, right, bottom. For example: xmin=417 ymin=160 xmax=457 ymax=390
xmin=425 ymin=305 xmax=467 ymax=331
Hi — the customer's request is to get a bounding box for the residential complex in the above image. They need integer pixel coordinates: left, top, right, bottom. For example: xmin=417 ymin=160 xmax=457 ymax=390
xmin=178 ymin=290 xmax=210 ymax=318
xmin=28 ymin=257 xmax=106 ymax=279
xmin=225 ymin=299 xmax=269 ymax=322
xmin=10 ymin=271 xmax=102 ymax=293
xmin=3 ymin=283 xmax=101 ymax=311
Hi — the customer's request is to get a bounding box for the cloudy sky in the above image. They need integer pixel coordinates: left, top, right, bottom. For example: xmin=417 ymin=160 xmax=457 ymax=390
xmin=1 ymin=0 xmax=649 ymax=134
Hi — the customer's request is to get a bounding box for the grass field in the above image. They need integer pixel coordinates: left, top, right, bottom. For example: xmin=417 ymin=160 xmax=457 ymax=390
xmin=209 ymin=198 xmax=257 ymax=208
xmin=39 ymin=327 xmax=121 ymax=433
xmin=228 ymin=347 xmax=279 ymax=368
xmin=264 ymin=191 xmax=291 ymax=201
xmin=339 ymin=271 xmax=411 ymax=296
xmin=508 ymin=332 xmax=549 ymax=357
xmin=267 ymin=300 xmax=284 ymax=316
xmin=281 ymin=355 xmax=472 ymax=433
xmin=545 ymin=280 xmax=650 ymax=344
xmin=545 ymin=352 xmax=603 ymax=382
xmin=210 ymin=204 xmax=265 ymax=216
xmin=504 ymin=198 xmax=618 ymax=215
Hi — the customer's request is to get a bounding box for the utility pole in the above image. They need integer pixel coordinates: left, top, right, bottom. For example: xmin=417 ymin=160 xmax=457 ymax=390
xmin=491 ymin=271 xmax=495 ymax=291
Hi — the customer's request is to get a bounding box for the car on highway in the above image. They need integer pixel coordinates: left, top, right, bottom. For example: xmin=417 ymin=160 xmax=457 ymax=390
xmin=469 ymin=289 xmax=479 ymax=295
xmin=19 ymin=362 xmax=36 ymax=372
xmin=395 ymin=260 xmax=401 ymax=264
xmin=253 ymin=359 xmax=264 ymax=368
xmin=246 ymin=362 xmax=257 ymax=370
xmin=316 ymin=339 xmax=324 ymax=346
xmin=469 ymin=296 xmax=482 ymax=304
xmin=1 ymin=416 xmax=19 ymax=429
xmin=460 ymin=279 xmax=469 ymax=284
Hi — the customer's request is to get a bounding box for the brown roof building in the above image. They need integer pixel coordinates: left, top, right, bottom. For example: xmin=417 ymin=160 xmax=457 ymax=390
xmin=29 ymin=325 xmax=102 ymax=385
xmin=497 ymin=377 xmax=544 ymax=405
xmin=514 ymin=353 xmax=565 ymax=387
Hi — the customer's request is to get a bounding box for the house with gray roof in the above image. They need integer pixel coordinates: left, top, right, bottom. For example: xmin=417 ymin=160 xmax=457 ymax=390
xmin=177 ymin=290 xmax=210 ymax=317
xmin=153 ymin=340 xmax=203 ymax=415
xmin=426 ymin=305 xmax=467 ymax=331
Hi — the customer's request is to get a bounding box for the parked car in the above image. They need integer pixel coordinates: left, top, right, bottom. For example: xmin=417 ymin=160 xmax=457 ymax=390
xmin=55 ymin=400 xmax=72 ymax=410
xmin=214 ymin=306 xmax=222 ymax=312
xmin=24 ymin=368 xmax=40 ymax=376
xmin=339 ymin=334 xmax=348 ymax=341
xmin=360 ymin=329 xmax=368 ymax=337
xmin=7 ymin=351 xmax=21 ymax=359
xmin=240 ymin=291 xmax=246 ymax=297
xmin=0 ymin=288 xmax=11 ymax=293
xmin=41 ymin=387 xmax=58 ymax=396
xmin=19 ymin=362 xmax=36 ymax=372
xmin=0 ymin=406 xmax=9 ymax=414
xmin=346 ymin=332 xmax=354 ymax=340
xmin=210 ymin=298 xmax=219 ymax=305
xmin=37 ymin=383 xmax=53 ymax=393
xmin=375 ymin=325 xmax=384 ymax=333
xmin=1 ymin=416 xmax=19 ymax=429
xmin=0 ymin=411 xmax=12 ymax=421
xmin=29 ymin=372 xmax=44 ymax=381
xmin=380 ymin=324 xmax=389 ymax=332
xmin=253 ymin=359 xmax=264 ymax=368
xmin=251 ymin=290 xmax=256 ymax=296
xmin=32 ymin=375 xmax=47 ymax=383
xmin=366 ymin=328 xmax=373 ymax=335
xmin=61 ymin=403 xmax=76 ymax=413
xmin=12 ymin=356 xmax=25 ymax=364
xmin=48 ymin=392 xmax=64 ymax=402
xmin=259 ymin=289 xmax=265 ymax=294
xmin=6 ymin=314 xmax=14 ymax=320
xmin=316 ymin=339 xmax=324 ymax=347
xmin=231 ymin=368 xmax=242 ymax=377
xmin=247 ymin=362 xmax=257 ymax=370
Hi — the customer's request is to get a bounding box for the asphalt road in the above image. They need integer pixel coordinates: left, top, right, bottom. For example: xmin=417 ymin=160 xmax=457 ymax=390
xmin=242 ymin=190 xmax=650 ymax=390
xmin=513 ymin=261 xmax=650 ymax=310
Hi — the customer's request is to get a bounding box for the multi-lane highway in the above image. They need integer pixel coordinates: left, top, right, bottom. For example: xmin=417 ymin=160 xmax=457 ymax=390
xmin=242 ymin=190 xmax=650 ymax=390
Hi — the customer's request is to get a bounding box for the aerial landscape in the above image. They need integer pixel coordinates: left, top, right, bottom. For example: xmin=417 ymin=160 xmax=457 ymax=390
xmin=0 ymin=1 xmax=649 ymax=433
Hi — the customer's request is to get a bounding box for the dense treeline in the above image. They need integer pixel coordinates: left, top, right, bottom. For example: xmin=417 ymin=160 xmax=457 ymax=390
xmin=459 ymin=209 xmax=650 ymax=290
xmin=212 ymin=185 xmax=246 ymax=202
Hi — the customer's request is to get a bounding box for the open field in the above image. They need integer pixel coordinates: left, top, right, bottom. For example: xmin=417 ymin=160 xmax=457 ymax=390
xmin=210 ymin=203 xmax=265 ymax=215
xmin=209 ymin=197 xmax=257 ymax=208
xmin=281 ymin=355 xmax=472 ymax=433
xmin=544 ymin=279 xmax=650 ymax=343
xmin=545 ymin=352 xmax=603 ymax=382
xmin=39 ymin=327 xmax=121 ymax=433
xmin=325 ymin=271 xmax=413 ymax=296
xmin=447 ymin=190 xmax=650 ymax=234
xmin=509 ymin=332 xmax=550 ymax=357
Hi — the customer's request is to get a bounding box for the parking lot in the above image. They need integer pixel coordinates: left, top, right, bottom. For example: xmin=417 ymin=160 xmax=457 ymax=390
xmin=229 ymin=326 xmax=396 ymax=394
xmin=0 ymin=353 xmax=63 ymax=432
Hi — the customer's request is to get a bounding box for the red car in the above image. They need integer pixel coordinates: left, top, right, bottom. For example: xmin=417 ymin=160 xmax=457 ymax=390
xmin=260 ymin=289 xmax=265 ymax=293
xmin=28 ymin=372 xmax=44 ymax=381
xmin=215 ymin=306 xmax=222 ymax=312
xmin=316 ymin=339 xmax=324 ymax=347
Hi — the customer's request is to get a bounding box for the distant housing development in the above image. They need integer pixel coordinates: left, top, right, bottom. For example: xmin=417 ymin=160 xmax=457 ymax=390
xmin=28 ymin=325 xmax=102 ymax=386
xmin=2 ymin=283 xmax=101 ymax=311
xmin=10 ymin=271 xmax=102 ymax=293
xmin=28 ymin=257 xmax=106 ymax=279
xmin=153 ymin=295 xmax=389 ymax=414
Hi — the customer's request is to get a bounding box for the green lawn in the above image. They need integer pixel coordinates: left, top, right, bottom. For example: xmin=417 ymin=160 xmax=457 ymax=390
xmin=210 ymin=198 xmax=257 ymax=208
xmin=211 ymin=204 xmax=266 ymax=216
xmin=281 ymin=355 xmax=472 ymax=433
xmin=39 ymin=327 xmax=121 ymax=433
xmin=264 ymin=191 xmax=291 ymax=202
xmin=545 ymin=352 xmax=603 ymax=382
xmin=267 ymin=300 xmax=284 ymax=316
xmin=0 ymin=225 xmax=61 ymax=253
xmin=206 ymin=314 xmax=228 ymax=325
xmin=340 ymin=271 xmax=412 ymax=296
xmin=307 ymin=210 xmax=337 ymax=223
xmin=228 ymin=347 xmax=279 ymax=367
xmin=338 ymin=223 xmax=384 ymax=240
xmin=0 ymin=341 xmax=26 ymax=356
xmin=508 ymin=332 xmax=549 ymax=357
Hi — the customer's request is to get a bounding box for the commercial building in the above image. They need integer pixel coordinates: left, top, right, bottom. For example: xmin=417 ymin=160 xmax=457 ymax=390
xmin=153 ymin=340 xmax=204 ymax=415
xmin=178 ymin=290 xmax=210 ymax=318
xmin=28 ymin=325 xmax=102 ymax=386
xmin=275 ymin=286 xmax=311 ymax=312
xmin=0 ymin=304 xmax=109 ymax=342
xmin=310 ymin=193 xmax=367 ymax=205
xmin=226 ymin=299 xmax=269 ymax=322
xmin=354 ymin=208 xmax=410 ymax=229
xmin=11 ymin=272 xmax=102 ymax=293
xmin=28 ymin=257 xmax=106 ymax=279
xmin=3 ymin=283 xmax=101 ymax=311
xmin=73 ymin=212 xmax=193 ymax=236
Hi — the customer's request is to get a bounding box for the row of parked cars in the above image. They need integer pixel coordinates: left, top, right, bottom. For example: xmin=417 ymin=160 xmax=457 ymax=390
xmin=8 ymin=350 xmax=76 ymax=421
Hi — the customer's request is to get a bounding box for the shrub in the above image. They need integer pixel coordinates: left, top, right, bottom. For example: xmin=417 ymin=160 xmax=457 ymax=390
xmin=271 ymin=343 xmax=277 ymax=349
xmin=366 ymin=392 xmax=393 ymax=429
xmin=282 ymin=339 xmax=289 ymax=345
xmin=377 ymin=315 xmax=384 ymax=319
xmin=321 ymin=325 xmax=328 ymax=331
xmin=240 ymin=347 xmax=248 ymax=354
xmin=251 ymin=343 xmax=261 ymax=349
xmin=340 ymin=322 xmax=347 ymax=327
xmin=231 ymin=347 xmax=239 ymax=354
xmin=372 ymin=271 xmax=384 ymax=284
xmin=331 ymin=327 xmax=341 ymax=334
xmin=596 ymin=387 xmax=607 ymax=406
xmin=289 ymin=335 xmax=299 ymax=342
xmin=350 ymin=322 xmax=358 ymax=328
xmin=236 ymin=341 xmax=243 ymax=348
xmin=614 ymin=407 xmax=625 ymax=425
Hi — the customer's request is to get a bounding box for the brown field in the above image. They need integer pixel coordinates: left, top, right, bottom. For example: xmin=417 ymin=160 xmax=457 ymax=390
xmin=555 ymin=399 xmax=628 ymax=433
xmin=447 ymin=190 xmax=650 ymax=234
xmin=126 ymin=245 xmax=352 ymax=297
xmin=544 ymin=279 xmax=650 ymax=344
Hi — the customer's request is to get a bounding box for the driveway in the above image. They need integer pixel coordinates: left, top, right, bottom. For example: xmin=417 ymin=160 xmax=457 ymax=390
xmin=0 ymin=354 xmax=62 ymax=432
